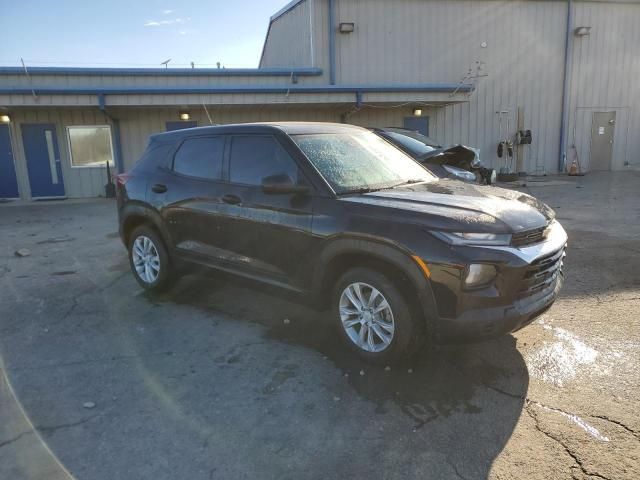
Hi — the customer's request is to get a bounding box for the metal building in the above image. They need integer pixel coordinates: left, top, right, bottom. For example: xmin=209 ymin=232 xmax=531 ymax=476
xmin=1 ymin=0 xmax=638 ymax=200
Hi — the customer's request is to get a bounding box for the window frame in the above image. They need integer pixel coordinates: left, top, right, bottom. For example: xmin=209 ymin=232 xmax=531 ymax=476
xmin=170 ymin=134 xmax=227 ymax=182
xmin=226 ymin=134 xmax=307 ymax=188
xmin=66 ymin=125 xmax=115 ymax=169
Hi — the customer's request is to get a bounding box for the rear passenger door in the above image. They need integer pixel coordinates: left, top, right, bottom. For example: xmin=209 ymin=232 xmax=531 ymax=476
xmin=219 ymin=135 xmax=315 ymax=288
xmin=159 ymin=135 xmax=228 ymax=258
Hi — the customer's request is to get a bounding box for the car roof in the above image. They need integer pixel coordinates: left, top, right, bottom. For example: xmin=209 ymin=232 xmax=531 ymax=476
xmin=149 ymin=121 xmax=367 ymax=143
xmin=373 ymin=127 xmax=441 ymax=148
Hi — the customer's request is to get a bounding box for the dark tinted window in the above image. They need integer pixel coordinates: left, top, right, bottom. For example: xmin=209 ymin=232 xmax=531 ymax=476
xmin=173 ymin=136 xmax=224 ymax=180
xmin=229 ymin=136 xmax=298 ymax=186
xmin=383 ymin=131 xmax=436 ymax=157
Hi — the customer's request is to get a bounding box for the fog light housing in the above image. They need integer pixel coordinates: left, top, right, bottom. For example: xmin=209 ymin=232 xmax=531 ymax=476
xmin=464 ymin=264 xmax=497 ymax=288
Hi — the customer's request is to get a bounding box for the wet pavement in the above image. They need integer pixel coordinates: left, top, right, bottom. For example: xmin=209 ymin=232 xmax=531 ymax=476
xmin=0 ymin=171 xmax=639 ymax=479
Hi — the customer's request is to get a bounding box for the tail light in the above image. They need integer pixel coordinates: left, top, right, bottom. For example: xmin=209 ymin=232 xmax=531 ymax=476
xmin=116 ymin=173 xmax=131 ymax=186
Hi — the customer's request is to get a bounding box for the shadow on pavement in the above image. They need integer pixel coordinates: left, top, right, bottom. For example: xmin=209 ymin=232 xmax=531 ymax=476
xmin=144 ymin=273 xmax=529 ymax=479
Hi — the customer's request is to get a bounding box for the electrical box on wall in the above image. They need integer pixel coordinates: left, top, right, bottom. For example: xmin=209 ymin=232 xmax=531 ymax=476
xmin=516 ymin=129 xmax=532 ymax=145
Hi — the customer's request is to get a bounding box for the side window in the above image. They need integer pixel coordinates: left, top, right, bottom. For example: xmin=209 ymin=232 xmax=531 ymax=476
xmin=173 ymin=136 xmax=224 ymax=180
xmin=229 ymin=136 xmax=299 ymax=186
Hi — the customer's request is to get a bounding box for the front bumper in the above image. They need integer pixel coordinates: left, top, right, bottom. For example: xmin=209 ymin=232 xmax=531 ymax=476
xmin=435 ymin=271 xmax=563 ymax=343
xmin=428 ymin=220 xmax=567 ymax=343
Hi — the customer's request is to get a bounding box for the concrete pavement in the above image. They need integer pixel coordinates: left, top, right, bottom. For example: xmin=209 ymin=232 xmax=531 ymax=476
xmin=0 ymin=172 xmax=638 ymax=479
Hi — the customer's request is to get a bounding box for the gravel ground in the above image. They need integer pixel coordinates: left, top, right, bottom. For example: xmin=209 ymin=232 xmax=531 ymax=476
xmin=0 ymin=171 xmax=638 ymax=480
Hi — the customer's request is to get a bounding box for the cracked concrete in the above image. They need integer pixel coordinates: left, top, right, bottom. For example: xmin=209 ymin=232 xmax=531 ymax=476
xmin=590 ymin=415 xmax=639 ymax=439
xmin=0 ymin=172 xmax=639 ymax=479
xmin=0 ymin=431 xmax=33 ymax=450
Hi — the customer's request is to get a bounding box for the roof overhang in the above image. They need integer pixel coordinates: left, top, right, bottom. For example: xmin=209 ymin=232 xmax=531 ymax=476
xmin=0 ymin=66 xmax=323 ymax=77
xmin=0 ymin=83 xmax=473 ymax=96
xmin=0 ymin=83 xmax=474 ymax=108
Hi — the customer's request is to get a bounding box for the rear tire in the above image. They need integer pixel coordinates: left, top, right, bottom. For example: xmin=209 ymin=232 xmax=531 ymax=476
xmin=128 ymin=225 xmax=174 ymax=292
xmin=332 ymin=267 xmax=426 ymax=364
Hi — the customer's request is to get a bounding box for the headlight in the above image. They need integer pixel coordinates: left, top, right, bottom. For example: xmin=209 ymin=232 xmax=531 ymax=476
xmin=464 ymin=264 xmax=497 ymax=288
xmin=431 ymin=231 xmax=512 ymax=246
xmin=442 ymin=164 xmax=476 ymax=183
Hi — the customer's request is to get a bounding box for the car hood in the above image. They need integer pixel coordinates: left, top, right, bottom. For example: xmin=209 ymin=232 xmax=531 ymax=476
xmin=419 ymin=144 xmax=477 ymax=166
xmin=341 ymin=180 xmax=555 ymax=233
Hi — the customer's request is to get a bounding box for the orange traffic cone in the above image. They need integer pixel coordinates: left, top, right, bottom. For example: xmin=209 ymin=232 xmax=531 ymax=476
xmin=567 ymin=146 xmax=585 ymax=176
xmin=568 ymin=159 xmax=579 ymax=175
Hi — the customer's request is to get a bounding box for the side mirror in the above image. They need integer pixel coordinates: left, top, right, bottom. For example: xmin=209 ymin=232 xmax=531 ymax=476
xmin=261 ymin=174 xmax=310 ymax=195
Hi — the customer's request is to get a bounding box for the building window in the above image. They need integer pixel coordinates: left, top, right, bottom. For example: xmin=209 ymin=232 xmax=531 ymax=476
xmin=67 ymin=126 xmax=114 ymax=168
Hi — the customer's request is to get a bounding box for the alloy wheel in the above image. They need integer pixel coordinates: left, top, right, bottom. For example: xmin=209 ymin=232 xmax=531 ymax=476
xmin=132 ymin=235 xmax=161 ymax=284
xmin=339 ymin=282 xmax=395 ymax=353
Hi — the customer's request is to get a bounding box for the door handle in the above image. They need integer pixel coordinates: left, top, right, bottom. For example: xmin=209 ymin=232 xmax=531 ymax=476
xmin=222 ymin=194 xmax=242 ymax=205
xmin=152 ymin=183 xmax=167 ymax=193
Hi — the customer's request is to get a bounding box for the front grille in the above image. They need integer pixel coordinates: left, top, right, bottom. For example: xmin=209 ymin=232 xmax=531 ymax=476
xmin=512 ymin=225 xmax=548 ymax=247
xmin=516 ymin=247 xmax=565 ymax=299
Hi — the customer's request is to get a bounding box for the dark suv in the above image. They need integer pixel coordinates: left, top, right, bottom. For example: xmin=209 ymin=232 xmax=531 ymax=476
xmin=117 ymin=122 xmax=566 ymax=363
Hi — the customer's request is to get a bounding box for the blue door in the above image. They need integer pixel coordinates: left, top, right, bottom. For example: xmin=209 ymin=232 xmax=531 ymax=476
xmin=21 ymin=124 xmax=65 ymax=198
xmin=166 ymin=121 xmax=197 ymax=131
xmin=0 ymin=125 xmax=19 ymax=199
xmin=403 ymin=116 xmax=429 ymax=136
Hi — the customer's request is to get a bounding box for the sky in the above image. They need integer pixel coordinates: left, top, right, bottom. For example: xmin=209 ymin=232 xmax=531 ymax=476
xmin=0 ymin=0 xmax=290 ymax=68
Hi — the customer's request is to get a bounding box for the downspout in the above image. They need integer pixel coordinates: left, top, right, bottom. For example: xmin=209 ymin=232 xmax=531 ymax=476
xmin=309 ymin=0 xmax=315 ymax=67
xmin=558 ymin=0 xmax=573 ymax=173
xmin=98 ymin=93 xmax=124 ymax=174
xmin=328 ymin=0 xmax=336 ymax=85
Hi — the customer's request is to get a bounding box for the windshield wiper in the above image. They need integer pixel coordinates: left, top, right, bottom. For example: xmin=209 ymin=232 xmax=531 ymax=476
xmin=338 ymin=186 xmax=381 ymax=195
xmin=382 ymin=179 xmax=425 ymax=190
xmin=339 ymin=179 xmax=425 ymax=195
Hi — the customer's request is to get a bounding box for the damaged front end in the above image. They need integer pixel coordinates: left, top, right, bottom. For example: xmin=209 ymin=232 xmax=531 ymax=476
xmin=419 ymin=145 xmax=496 ymax=185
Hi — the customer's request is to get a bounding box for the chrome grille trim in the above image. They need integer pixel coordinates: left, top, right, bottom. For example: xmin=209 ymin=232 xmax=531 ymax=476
xmin=511 ymin=225 xmax=548 ymax=247
xmin=517 ymin=246 xmax=565 ymax=298
xmin=465 ymin=220 xmax=568 ymax=264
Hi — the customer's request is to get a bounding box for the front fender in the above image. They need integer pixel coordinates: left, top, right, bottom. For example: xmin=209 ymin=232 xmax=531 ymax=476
xmin=312 ymin=235 xmax=438 ymax=324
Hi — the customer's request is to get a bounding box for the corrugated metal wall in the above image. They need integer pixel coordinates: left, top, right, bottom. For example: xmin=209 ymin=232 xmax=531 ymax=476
xmin=334 ymin=0 xmax=568 ymax=173
xmin=568 ymin=1 xmax=640 ymax=170
xmin=5 ymin=0 xmax=638 ymax=200
xmin=260 ymin=0 xmax=315 ymax=68
xmin=261 ymin=0 xmax=331 ymax=83
xmin=262 ymin=0 xmax=639 ymax=173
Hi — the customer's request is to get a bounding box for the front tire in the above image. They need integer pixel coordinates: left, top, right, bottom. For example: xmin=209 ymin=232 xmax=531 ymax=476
xmin=128 ymin=225 xmax=174 ymax=292
xmin=332 ymin=267 xmax=425 ymax=364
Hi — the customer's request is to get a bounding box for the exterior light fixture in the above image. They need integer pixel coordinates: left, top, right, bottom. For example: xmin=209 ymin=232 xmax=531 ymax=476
xmin=413 ymin=108 xmax=423 ymax=117
xmin=574 ymin=26 xmax=591 ymax=36
xmin=179 ymin=112 xmax=190 ymax=121
xmin=339 ymin=22 xmax=355 ymax=33
xmin=0 ymin=114 xmax=10 ymax=123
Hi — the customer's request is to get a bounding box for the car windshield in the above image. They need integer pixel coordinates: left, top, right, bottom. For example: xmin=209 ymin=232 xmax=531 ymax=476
xmin=293 ymin=131 xmax=436 ymax=194
xmin=383 ymin=131 xmax=438 ymax=157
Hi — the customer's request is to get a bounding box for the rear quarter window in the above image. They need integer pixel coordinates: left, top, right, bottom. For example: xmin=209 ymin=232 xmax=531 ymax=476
xmin=172 ymin=136 xmax=225 ymax=180
xmin=130 ymin=142 xmax=173 ymax=172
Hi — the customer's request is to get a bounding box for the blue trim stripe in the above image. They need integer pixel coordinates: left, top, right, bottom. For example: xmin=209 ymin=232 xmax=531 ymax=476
xmin=0 ymin=84 xmax=474 ymax=96
xmin=0 ymin=66 xmax=322 ymax=77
